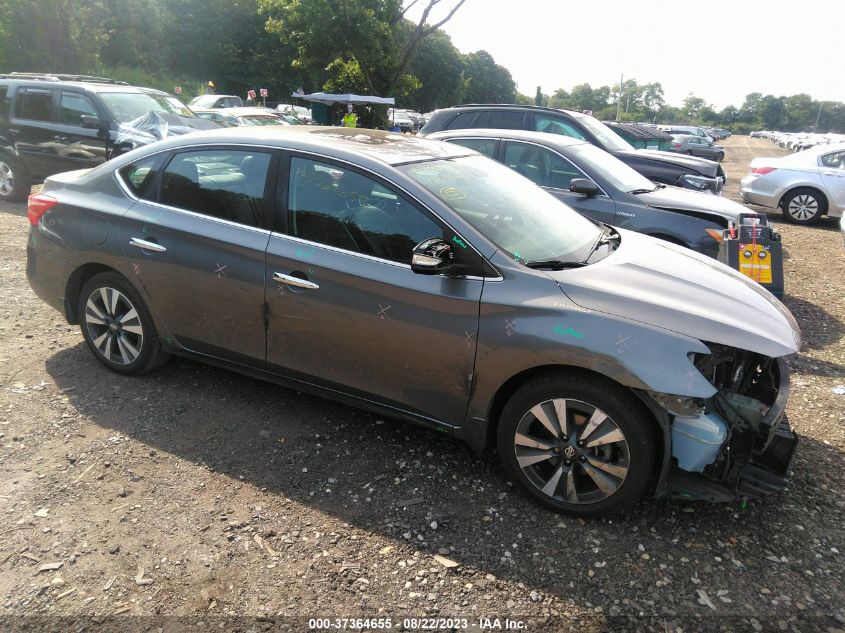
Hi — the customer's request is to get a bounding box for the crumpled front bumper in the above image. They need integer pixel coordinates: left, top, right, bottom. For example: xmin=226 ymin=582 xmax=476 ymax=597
xmin=662 ymin=357 xmax=798 ymax=502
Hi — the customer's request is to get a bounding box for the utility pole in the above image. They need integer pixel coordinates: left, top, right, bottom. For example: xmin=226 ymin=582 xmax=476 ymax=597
xmin=814 ymin=101 xmax=823 ymax=132
xmin=616 ymin=73 xmax=623 ymax=121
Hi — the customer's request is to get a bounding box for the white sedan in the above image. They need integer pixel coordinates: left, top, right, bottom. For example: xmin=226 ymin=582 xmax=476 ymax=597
xmin=740 ymin=143 xmax=845 ymax=225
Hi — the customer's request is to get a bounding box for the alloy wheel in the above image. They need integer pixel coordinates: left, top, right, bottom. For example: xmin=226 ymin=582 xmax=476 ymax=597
xmin=513 ymin=398 xmax=630 ymax=504
xmin=0 ymin=161 xmax=14 ymax=197
xmin=787 ymin=194 xmax=819 ymax=222
xmin=84 ymin=287 xmax=144 ymax=365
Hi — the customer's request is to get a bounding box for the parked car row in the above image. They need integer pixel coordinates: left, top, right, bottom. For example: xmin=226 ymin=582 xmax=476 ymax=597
xmin=668 ymin=134 xmax=725 ymax=162
xmin=420 ymin=105 xmax=727 ymax=194
xmin=25 ymin=125 xmax=801 ymax=518
xmin=751 ymin=130 xmax=845 ymax=152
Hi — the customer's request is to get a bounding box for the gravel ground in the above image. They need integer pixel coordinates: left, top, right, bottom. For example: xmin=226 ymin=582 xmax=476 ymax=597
xmin=0 ymin=136 xmax=843 ymax=633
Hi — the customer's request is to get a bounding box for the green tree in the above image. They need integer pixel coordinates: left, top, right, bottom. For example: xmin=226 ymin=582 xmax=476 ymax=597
xmin=259 ymin=0 xmax=467 ymax=97
xmin=680 ymin=94 xmax=707 ymax=121
xmin=534 ymin=86 xmax=548 ymax=107
xmin=461 ymin=50 xmax=516 ymax=103
xmin=758 ymin=94 xmax=787 ymax=129
xmin=404 ymin=28 xmax=463 ymax=111
xmin=0 ymin=0 xmax=103 ymax=73
xmin=739 ymin=92 xmax=762 ymax=124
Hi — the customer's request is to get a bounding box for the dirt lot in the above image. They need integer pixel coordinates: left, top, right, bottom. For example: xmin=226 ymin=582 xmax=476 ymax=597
xmin=0 ymin=136 xmax=843 ymax=633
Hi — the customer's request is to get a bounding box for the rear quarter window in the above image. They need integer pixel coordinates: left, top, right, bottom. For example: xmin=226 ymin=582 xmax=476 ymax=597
xmin=119 ymin=154 xmax=165 ymax=199
xmin=445 ymin=111 xmax=479 ymax=130
xmin=14 ymin=88 xmax=53 ymax=121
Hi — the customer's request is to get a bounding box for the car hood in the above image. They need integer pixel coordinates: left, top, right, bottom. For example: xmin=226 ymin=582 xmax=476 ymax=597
xmin=548 ymin=229 xmax=801 ymax=358
xmin=617 ymin=149 xmax=720 ymax=178
xmin=636 ymin=185 xmax=747 ymax=222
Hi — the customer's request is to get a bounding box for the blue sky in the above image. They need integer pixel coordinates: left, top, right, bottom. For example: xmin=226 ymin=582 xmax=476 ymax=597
xmin=407 ymin=0 xmax=845 ymax=108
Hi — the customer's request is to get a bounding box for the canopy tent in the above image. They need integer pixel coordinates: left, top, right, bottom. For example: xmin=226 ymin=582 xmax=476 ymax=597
xmin=292 ymin=91 xmax=395 ymax=106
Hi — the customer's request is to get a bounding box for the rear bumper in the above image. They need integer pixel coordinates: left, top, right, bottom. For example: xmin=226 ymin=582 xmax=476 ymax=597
xmin=740 ymin=175 xmax=780 ymax=208
xmin=26 ymin=233 xmax=72 ymax=319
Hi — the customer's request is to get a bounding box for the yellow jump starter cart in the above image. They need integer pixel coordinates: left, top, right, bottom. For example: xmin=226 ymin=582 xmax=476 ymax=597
xmin=717 ymin=213 xmax=784 ymax=298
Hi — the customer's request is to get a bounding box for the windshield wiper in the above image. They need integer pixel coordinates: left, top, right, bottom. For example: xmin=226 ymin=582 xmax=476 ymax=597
xmin=524 ymin=259 xmax=587 ymax=270
xmin=628 ymin=187 xmax=658 ymax=194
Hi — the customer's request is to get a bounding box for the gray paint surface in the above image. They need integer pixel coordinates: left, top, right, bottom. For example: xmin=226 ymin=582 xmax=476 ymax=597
xmin=26 ymin=127 xmax=800 ymax=466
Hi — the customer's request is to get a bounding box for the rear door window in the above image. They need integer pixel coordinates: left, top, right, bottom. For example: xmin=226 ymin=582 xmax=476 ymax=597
xmin=14 ymin=88 xmax=53 ymax=121
xmin=488 ymin=110 xmax=525 ymax=129
xmin=445 ymin=111 xmax=479 ymax=130
xmin=119 ymin=154 xmax=165 ymax=199
xmin=159 ymin=149 xmax=272 ymax=228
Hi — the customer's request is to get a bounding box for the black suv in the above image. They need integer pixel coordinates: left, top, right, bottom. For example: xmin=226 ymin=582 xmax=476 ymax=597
xmin=420 ymin=105 xmax=726 ymax=194
xmin=0 ymin=73 xmax=203 ymax=201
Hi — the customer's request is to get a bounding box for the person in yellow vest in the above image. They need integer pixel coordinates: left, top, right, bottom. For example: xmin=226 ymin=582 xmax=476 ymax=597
xmin=342 ymin=104 xmax=357 ymax=128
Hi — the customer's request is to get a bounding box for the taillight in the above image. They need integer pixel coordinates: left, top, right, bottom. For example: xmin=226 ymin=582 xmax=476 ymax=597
xmin=28 ymin=192 xmax=58 ymax=226
xmin=672 ymin=143 xmax=681 ymax=149
xmin=751 ymin=166 xmax=777 ymax=175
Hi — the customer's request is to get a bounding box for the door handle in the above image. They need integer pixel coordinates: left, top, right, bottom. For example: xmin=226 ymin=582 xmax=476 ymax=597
xmin=129 ymin=237 xmax=166 ymax=252
xmin=53 ymin=135 xmax=70 ymax=142
xmin=273 ymin=272 xmax=319 ymax=290
xmin=823 ymin=172 xmax=843 ymax=177
xmin=7 ymin=128 xmax=19 ymax=135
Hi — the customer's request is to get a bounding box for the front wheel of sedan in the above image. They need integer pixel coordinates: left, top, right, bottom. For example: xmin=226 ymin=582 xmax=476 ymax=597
xmin=78 ymin=272 xmax=167 ymax=375
xmin=497 ymin=374 xmax=655 ymax=517
xmin=781 ymin=188 xmax=825 ymax=225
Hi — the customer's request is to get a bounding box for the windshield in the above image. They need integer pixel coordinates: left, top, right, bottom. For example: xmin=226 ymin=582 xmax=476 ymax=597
xmin=399 ymin=155 xmax=602 ymax=264
xmin=575 ymin=115 xmax=632 ymax=152
xmin=100 ymin=92 xmax=195 ymax=123
xmin=573 ymin=144 xmax=655 ymax=193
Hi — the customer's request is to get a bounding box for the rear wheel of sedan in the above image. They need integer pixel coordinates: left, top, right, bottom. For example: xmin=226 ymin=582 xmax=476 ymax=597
xmin=497 ymin=373 xmax=655 ymax=517
xmin=715 ymin=152 xmax=725 ymax=162
xmin=0 ymin=155 xmax=29 ymax=202
xmin=781 ymin=188 xmax=825 ymax=225
xmin=78 ymin=272 xmax=167 ymax=375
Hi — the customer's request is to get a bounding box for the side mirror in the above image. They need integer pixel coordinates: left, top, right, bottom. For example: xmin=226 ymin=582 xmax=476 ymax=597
xmin=80 ymin=115 xmax=103 ymax=129
xmin=570 ymin=178 xmax=600 ymax=197
xmin=411 ymin=238 xmax=455 ymax=275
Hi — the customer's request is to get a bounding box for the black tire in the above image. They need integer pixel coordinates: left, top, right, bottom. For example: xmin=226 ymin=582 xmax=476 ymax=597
xmin=780 ymin=187 xmax=826 ymax=225
xmin=497 ymin=372 xmax=655 ymax=517
xmin=684 ymin=150 xmax=693 ymax=155
xmin=0 ymin=154 xmax=30 ymax=202
xmin=716 ymin=152 xmax=725 ymax=162
xmin=77 ymin=272 xmax=168 ymax=375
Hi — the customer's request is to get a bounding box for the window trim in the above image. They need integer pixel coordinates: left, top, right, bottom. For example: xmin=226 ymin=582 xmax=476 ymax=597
xmin=111 ymin=141 xmax=501 ymax=279
xmin=441 ymin=136 xmax=500 ymax=159
xmin=279 ymin=149 xmax=498 ymax=278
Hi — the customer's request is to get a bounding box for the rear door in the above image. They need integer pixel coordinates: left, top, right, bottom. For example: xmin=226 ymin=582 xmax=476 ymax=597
xmin=819 ymin=150 xmax=845 ymax=211
xmin=264 ymin=154 xmax=485 ymax=425
xmin=8 ymin=85 xmax=59 ymax=181
xmin=501 ymin=140 xmax=616 ymax=223
xmin=121 ymin=146 xmax=275 ymax=367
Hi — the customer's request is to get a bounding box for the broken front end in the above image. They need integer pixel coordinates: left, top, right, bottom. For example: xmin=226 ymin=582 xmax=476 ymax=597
xmin=657 ymin=343 xmax=797 ymax=502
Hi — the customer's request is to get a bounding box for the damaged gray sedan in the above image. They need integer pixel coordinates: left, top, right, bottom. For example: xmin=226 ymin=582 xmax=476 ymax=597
xmin=26 ymin=127 xmax=800 ymax=516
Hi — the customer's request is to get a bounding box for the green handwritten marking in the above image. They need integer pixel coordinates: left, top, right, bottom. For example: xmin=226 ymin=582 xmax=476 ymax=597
xmin=513 ymin=251 xmax=522 ymax=262
xmin=295 ymin=248 xmax=314 ymax=258
xmin=307 ymin=267 xmax=315 ymax=276
xmin=452 ymin=235 xmax=467 ymax=249
xmin=554 ymin=325 xmax=584 ymax=339
xmin=142 ymin=224 xmax=150 ymax=234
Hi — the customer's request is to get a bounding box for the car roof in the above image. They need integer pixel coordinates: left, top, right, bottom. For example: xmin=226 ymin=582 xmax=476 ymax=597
xmin=0 ymin=75 xmax=169 ymax=96
xmin=122 ymin=126 xmax=472 ymax=167
xmin=428 ymin=128 xmax=589 ymax=149
xmin=434 ymin=103 xmax=587 ymax=118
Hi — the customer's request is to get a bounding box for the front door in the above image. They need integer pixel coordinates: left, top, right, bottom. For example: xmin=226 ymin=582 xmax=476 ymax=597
xmin=265 ymin=155 xmax=484 ymax=425
xmin=51 ymin=90 xmax=108 ymax=170
xmin=121 ymin=147 xmax=275 ymax=367
xmin=502 ymin=140 xmax=617 ymax=224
